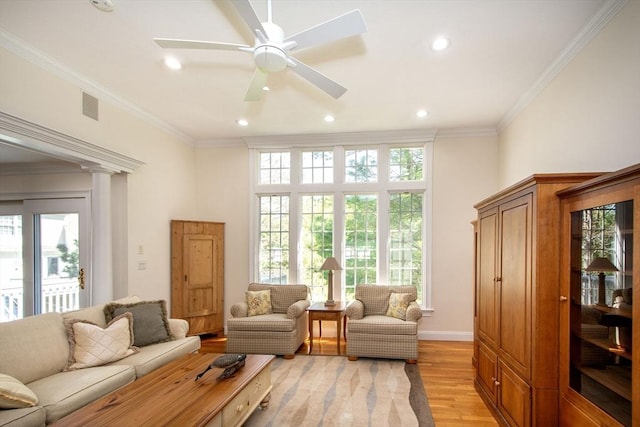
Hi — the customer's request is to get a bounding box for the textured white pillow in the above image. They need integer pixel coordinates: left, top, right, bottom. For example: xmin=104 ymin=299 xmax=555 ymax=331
xmin=65 ymin=312 xmax=138 ymax=370
xmin=0 ymin=374 xmax=38 ymax=409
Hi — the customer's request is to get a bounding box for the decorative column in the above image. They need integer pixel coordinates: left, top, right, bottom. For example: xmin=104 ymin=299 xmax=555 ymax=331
xmin=89 ymin=166 xmax=115 ymax=304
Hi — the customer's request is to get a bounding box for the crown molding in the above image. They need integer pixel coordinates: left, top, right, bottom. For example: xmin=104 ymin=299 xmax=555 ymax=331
xmin=242 ymin=128 xmax=438 ymax=149
xmin=0 ymin=111 xmax=145 ymax=174
xmin=0 ymin=30 xmax=194 ymax=145
xmin=498 ymin=0 xmax=629 ymax=132
xmin=435 ymin=127 xmax=498 ymax=139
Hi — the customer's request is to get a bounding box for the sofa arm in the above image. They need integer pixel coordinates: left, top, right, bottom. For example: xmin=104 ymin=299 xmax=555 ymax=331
xmin=230 ymin=302 xmax=249 ymax=318
xmin=345 ymin=300 xmax=364 ymax=320
xmin=406 ymin=302 xmax=423 ymax=322
xmin=168 ymin=318 xmax=189 ymax=339
xmin=287 ymin=299 xmax=311 ymax=319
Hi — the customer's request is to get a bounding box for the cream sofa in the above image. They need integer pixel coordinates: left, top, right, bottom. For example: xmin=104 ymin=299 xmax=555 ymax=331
xmin=226 ymin=284 xmax=310 ymax=358
xmin=0 ymin=296 xmax=201 ymax=426
xmin=345 ymin=284 xmax=422 ymax=363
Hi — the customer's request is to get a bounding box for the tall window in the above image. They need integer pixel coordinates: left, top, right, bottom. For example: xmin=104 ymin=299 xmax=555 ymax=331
xmin=300 ymin=195 xmax=334 ymax=301
xmin=389 ymin=192 xmax=423 ymax=300
xmin=251 ymin=142 xmax=432 ymax=308
xmin=258 ymin=195 xmax=289 ymax=283
xmin=344 ymin=194 xmax=377 ymax=299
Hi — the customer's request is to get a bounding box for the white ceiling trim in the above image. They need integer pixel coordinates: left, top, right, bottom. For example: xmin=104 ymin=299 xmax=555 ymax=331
xmin=0 ymin=111 xmax=145 ymax=174
xmin=498 ymin=0 xmax=628 ymax=131
xmin=0 ymin=29 xmax=194 ymax=145
xmin=242 ymin=128 xmax=438 ymax=149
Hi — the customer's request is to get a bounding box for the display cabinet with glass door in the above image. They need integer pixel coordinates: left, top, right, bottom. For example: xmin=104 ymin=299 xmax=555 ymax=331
xmin=558 ymin=164 xmax=639 ymax=427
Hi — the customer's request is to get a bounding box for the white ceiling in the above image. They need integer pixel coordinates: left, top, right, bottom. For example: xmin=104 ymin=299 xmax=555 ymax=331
xmin=0 ymin=0 xmax=615 ymax=147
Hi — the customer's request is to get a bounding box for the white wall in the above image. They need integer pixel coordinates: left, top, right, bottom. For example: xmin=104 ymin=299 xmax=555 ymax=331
xmin=0 ymin=47 xmax=198 ymax=306
xmin=428 ymin=133 xmax=497 ymax=338
xmin=498 ymin=1 xmax=640 ymax=187
xmin=194 ymin=145 xmax=251 ymax=322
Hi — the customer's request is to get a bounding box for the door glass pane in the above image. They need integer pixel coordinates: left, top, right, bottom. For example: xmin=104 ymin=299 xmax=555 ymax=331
xmin=569 ymin=201 xmax=633 ymax=426
xmin=0 ymin=215 xmax=23 ymax=321
xmin=37 ymin=213 xmax=80 ymax=314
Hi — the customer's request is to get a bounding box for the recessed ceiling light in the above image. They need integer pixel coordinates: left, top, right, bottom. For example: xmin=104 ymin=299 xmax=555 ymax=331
xmin=163 ymin=56 xmax=182 ymax=70
xmin=262 ymin=86 xmax=270 ymax=91
xmin=416 ymin=109 xmax=428 ymax=118
xmin=431 ymin=36 xmax=450 ymax=51
xmin=236 ymin=119 xmax=249 ymax=127
xmin=324 ymin=115 xmax=335 ymax=123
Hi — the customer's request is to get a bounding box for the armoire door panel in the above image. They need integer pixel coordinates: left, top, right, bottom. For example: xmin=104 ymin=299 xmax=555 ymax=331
xmin=498 ymin=360 xmax=531 ymax=427
xmin=498 ymin=195 xmax=532 ymax=378
xmin=478 ymin=208 xmax=498 ymax=346
xmin=477 ymin=341 xmax=498 ymax=401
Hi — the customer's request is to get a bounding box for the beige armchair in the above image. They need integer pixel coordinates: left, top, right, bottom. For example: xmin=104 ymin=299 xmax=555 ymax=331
xmin=226 ymin=283 xmax=310 ymax=359
xmin=345 ymin=284 xmax=422 ymax=363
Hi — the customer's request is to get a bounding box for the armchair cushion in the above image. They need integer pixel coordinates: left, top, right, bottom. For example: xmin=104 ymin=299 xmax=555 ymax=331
xmin=246 ymin=290 xmax=272 ymax=316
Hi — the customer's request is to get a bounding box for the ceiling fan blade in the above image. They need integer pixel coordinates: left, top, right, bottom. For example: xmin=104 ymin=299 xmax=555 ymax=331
xmin=288 ymin=57 xmax=347 ymax=99
xmin=154 ymin=38 xmax=250 ymax=51
xmin=245 ymin=68 xmax=268 ymax=102
xmin=230 ymin=0 xmax=268 ymax=41
xmin=284 ymin=9 xmax=367 ymax=51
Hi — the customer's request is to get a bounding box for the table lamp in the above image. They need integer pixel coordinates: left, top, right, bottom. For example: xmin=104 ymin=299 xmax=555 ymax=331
xmin=586 ymin=256 xmax=618 ymax=306
xmin=320 ymin=257 xmax=342 ymax=306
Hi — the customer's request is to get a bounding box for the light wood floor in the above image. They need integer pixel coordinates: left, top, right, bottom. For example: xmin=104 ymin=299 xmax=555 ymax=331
xmin=200 ymin=336 xmax=498 ymax=426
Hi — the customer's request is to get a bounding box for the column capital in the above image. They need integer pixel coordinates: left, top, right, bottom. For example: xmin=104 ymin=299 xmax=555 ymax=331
xmin=83 ymin=164 xmax=118 ymax=175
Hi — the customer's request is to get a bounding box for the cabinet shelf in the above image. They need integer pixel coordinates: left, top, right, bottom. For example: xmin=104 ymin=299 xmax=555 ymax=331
xmin=577 ymin=365 xmax=631 ymax=401
xmin=580 ymin=336 xmax=632 ymax=361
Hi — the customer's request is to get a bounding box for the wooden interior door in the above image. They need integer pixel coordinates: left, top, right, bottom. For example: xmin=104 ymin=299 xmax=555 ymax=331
xmin=171 ymin=221 xmax=224 ymax=335
xmin=183 ymin=234 xmax=217 ymax=318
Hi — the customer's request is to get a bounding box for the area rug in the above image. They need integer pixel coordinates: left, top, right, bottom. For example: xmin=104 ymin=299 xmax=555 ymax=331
xmin=244 ymin=356 xmax=435 ymax=427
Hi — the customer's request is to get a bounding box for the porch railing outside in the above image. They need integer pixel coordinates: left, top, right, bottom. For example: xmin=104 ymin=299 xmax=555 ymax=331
xmin=1 ymin=279 xmax=79 ymax=322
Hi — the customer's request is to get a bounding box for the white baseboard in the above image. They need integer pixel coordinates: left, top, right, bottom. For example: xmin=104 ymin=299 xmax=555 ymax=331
xmin=418 ymin=330 xmax=474 ymax=342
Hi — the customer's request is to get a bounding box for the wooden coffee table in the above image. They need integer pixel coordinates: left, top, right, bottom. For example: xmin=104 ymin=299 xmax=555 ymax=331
xmin=53 ymin=353 xmax=274 ymax=427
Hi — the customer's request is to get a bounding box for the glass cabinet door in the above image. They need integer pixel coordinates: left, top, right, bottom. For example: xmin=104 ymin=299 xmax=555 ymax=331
xmin=569 ymin=200 xmax=633 ymax=426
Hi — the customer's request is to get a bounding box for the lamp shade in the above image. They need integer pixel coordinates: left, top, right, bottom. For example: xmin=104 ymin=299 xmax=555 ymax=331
xmin=586 ymin=257 xmax=619 ymax=272
xmin=320 ymin=257 xmax=342 ymax=271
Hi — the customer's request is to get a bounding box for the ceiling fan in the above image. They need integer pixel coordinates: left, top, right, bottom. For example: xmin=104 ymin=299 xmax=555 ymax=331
xmin=154 ymin=0 xmax=367 ymax=101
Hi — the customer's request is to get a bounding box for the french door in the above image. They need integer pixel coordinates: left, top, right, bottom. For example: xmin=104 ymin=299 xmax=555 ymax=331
xmin=0 ymin=197 xmax=90 ymax=321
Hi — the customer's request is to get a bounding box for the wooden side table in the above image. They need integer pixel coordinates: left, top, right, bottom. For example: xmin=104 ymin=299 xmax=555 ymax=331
xmin=307 ymin=301 xmax=348 ymax=355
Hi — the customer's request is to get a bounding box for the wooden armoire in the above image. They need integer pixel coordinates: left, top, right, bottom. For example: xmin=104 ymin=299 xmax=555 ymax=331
xmin=474 ymin=173 xmax=599 ymax=427
xmin=170 ymin=220 xmax=224 ymax=336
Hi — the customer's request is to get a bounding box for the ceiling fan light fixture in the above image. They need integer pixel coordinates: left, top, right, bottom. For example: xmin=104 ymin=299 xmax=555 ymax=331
xmin=89 ymin=0 xmax=114 ymax=12
xmin=254 ymin=45 xmax=288 ymax=72
xmin=431 ymin=36 xmax=450 ymax=51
